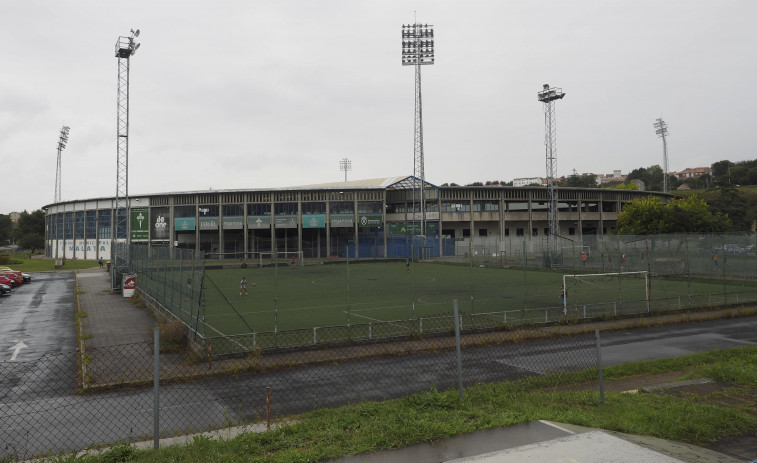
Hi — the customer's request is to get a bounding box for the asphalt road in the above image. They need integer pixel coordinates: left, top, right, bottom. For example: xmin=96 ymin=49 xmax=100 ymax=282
xmin=0 ymin=272 xmax=76 ymax=361
xmin=1 ymin=276 xmax=756 ymax=458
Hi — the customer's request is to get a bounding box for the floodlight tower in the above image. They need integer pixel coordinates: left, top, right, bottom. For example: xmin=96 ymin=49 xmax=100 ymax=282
xmin=113 ymin=28 xmax=140 ymax=290
xmin=339 ymin=158 xmax=352 ymax=182
xmin=402 ymin=21 xmax=434 ymax=241
xmin=537 ymin=84 xmax=565 ymax=256
xmin=653 ymin=118 xmax=670 ymax=193
xmin=54 ymin=125 xmax=70 ymax=203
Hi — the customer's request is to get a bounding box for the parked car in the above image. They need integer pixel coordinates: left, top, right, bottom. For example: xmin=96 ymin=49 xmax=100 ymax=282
xmin=0 ymin=267 xmax=30 ymax=282
xmin=0 ymin=272 xmax=22 ymax=287
xmin=0 ymin=282 xmax=10 ymax=296
xmin=0 ymin=270 xmax=27 ymax=283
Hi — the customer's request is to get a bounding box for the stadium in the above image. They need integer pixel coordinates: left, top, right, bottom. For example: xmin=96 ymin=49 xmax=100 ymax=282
xmin=43 ymin=176 xmax=668 ymax=261
xmin=42 ymin=178 xmax=757 ymax=354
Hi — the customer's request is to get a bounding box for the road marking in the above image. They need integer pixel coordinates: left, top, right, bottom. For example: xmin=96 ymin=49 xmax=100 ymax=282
xmin=9 ymin=340 xmax=27 ymax=360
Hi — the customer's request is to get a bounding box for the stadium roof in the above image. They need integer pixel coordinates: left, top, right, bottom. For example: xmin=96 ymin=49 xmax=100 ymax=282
xmin=292 ymin=175 xmax=438 ymax=190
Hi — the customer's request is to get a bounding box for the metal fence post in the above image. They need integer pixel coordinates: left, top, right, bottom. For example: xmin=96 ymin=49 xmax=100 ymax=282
xmin=595 ymin=328 xmax=604 ymax=405
xmin=453 ymin=300 xmax=464 ymax=400
xmin=153 ymin=326 xmax=160 ymax=450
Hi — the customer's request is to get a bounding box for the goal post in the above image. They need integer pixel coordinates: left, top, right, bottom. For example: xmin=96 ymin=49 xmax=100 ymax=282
xmin=562 ymin=271 xmax=649 ymax=313
xmin=259 ymin=250 xmax=304 ymax=267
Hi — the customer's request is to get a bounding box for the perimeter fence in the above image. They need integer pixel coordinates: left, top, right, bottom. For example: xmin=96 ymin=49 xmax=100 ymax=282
xmin=1 ymin=322 xmax=602 ymax=460
xmin=130 ymin=234 xmax=757 ymax=351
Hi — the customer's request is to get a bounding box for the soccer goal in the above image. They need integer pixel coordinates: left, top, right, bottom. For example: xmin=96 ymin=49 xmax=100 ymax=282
xmin=562 ymin=271 xmax=649 ymax=314
xmin=258 ymin=251 xmax=304 ymax=267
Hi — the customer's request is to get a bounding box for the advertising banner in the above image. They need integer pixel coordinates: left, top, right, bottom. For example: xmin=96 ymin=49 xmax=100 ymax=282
xmin=358 ymin=214 xmax=383 ymax=228
xmin=248 ymin=216 xmax=271 ymax=229
xmin=222 ymin=216 xmax=244 ymax=230
xmin=274 ymin=215 xmax=298 ymax=228
xmin=330 ymin=214 xmax=354 ymax=228
xmin=199 ymin=217 xmax=219 ymax=230
xmin=151 ymin=208 xmax=170 ymax=240
xmin=174 ymin=217 xmax=196 ymax=231
xmin=388 ymin=222 xmax=437 ymax=235
xmin=302 ymin=214 xmax=326 ymax=229
xmin=131 ymin=208 xmax=149 ymax=240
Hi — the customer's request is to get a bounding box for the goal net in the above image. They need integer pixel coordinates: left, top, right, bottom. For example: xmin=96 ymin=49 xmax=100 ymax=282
xmin=258 ymin=251 xmax=303 ymax=268
xmin=562 ymin=271 xmax=649 ymax=314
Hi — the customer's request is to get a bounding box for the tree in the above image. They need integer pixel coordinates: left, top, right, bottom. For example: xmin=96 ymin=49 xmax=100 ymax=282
xmin=706 ymin=186 xmax=751 ymax=231
xmin=12 ymin=210 xmax=46 ymax=251
xmin=617 ymin=195 xmax=730 ymax=234
xmin=0 ymin=214 xmax=12 ymax=245
xmin=747 ymin=167 xmax=757 ymax=185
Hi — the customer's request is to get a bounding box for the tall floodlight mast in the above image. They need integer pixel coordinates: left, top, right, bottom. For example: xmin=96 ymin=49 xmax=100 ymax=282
xmin=113 ymin=28 xmax=140 ymax=291
xmin=402 ymin=22 xmax=434 ymax=246
xmin=339 ymin=158 xmax=352 ymax=182
xmin=54 ymin=125 xmax=70 ymax=204
xmin=653 ymin=118 xmax=670 ymax=193
xmin=537 ymin=84 xmax=565 ymax=258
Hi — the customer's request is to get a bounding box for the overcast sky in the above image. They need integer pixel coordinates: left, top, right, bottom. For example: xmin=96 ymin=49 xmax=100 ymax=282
xmin=2 ymin=0 xmax=755 ymax=214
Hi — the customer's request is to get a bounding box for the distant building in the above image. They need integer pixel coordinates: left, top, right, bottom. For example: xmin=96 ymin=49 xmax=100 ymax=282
xmin=512 ymin=177 xmax=544 ymax=187
xmin=595 ymin=170 xmax=627 ymax=185
xmin=9 ymin=212 xmax=21 ymax=225
xmin=671 ymin=167 xmax=711 ymax=179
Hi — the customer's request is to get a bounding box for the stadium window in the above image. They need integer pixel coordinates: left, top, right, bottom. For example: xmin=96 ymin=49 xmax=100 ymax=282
xmin=97 ymin=210 xmax=111 ymax=239
xmin=463 ymin=228 xmax=471 ymax=238
xmin=478 ymin=228 xmax=488 ymax=237
xmin=569 ymin=227 xmax=576 ymax=235
xmin=602 ymin=202 xmax=617 ymax=212
xmin=532 ymin=228 xmax=538 ymax=236
xmin=222 ymin=204 xmax=243 ymax=217
xmin=442 ymin=228 xmax=455 ymax=238
xmin=75 ymin=211 xmax=85 ymax=239
xmin=302 ymin=202 xmax=326 ymax=214
xmin=504 ymin=228 xmax=510 ymax=236
xmin=86 ymin=211 xmax=97 ymax=239
xmin=275 ymin=202 xmax=297 ymax=215
xmin=329 ymin=201 xmax=353 ymax=214
xmin=543 ymin=227 xmax=549 ymax=236
xmin=174 ymin=206 xmax=195 ymax=218
xmin=357 ymin=201 xmax=382 ymax=214
xmin=516 ymin=228 xmax=524 ymax=236
xmin=247 ymin=203 xmax=271 ymax=216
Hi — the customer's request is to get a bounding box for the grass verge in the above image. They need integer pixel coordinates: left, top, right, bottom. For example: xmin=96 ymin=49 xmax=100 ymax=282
xmin=50 ymin=346 xmax=757 ymax=463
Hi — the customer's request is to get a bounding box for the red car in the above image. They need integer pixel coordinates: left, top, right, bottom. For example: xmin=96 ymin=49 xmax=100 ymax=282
xmin=0 ymin=272 xmax=21 ymax=287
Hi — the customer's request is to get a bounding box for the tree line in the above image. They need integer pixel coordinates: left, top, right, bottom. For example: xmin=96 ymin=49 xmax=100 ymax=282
xmin=0 ymin=210 xmax=46 ymax=251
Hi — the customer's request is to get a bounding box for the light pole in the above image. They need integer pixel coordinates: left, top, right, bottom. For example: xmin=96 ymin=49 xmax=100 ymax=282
xmin=402 ymin=21 xmax=434 ymax=254
xmin=653 ymin=118 xmax=670 ymax=193
xmin=113 ymin=28 xmax=140 ymax=291
xmin=537 ymin=84 xmax=565 ymax=260
xmin=339 ymin=158 xmax=351 ymax=182
xmin=54 ymin=125 xmax=70 ymax=204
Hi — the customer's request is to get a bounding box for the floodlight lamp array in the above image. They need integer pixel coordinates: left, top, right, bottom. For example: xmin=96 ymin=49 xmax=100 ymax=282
xmin=115 ymin=29 xmax=140 ymax=58
xmin=537 ymin=84 xmax=565 ymax=103
xmin=58 ymin=126 xmax=70 ymax=150
xmin=401 ymin=23 xmax=435 ymax=65
xmin=653 ymin=118 xmax=668 ymax=137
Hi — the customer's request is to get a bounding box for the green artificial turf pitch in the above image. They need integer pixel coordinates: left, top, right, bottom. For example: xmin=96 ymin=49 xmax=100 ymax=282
xmin=199 ymin=262 xmax=739 ymax=336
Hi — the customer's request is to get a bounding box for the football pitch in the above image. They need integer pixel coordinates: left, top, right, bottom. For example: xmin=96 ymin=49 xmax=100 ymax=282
xmin=199 ymin=262 xmax=738 ymax=337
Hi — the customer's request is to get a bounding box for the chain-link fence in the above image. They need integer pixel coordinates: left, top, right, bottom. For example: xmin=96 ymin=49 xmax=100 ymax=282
xmin=131 ymin=234 xmax=757 ymax=352
xmin=0 ymin=322 xmax=601 ymax=460
xmin=131 ymin=245 xmax=206 ymax=338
